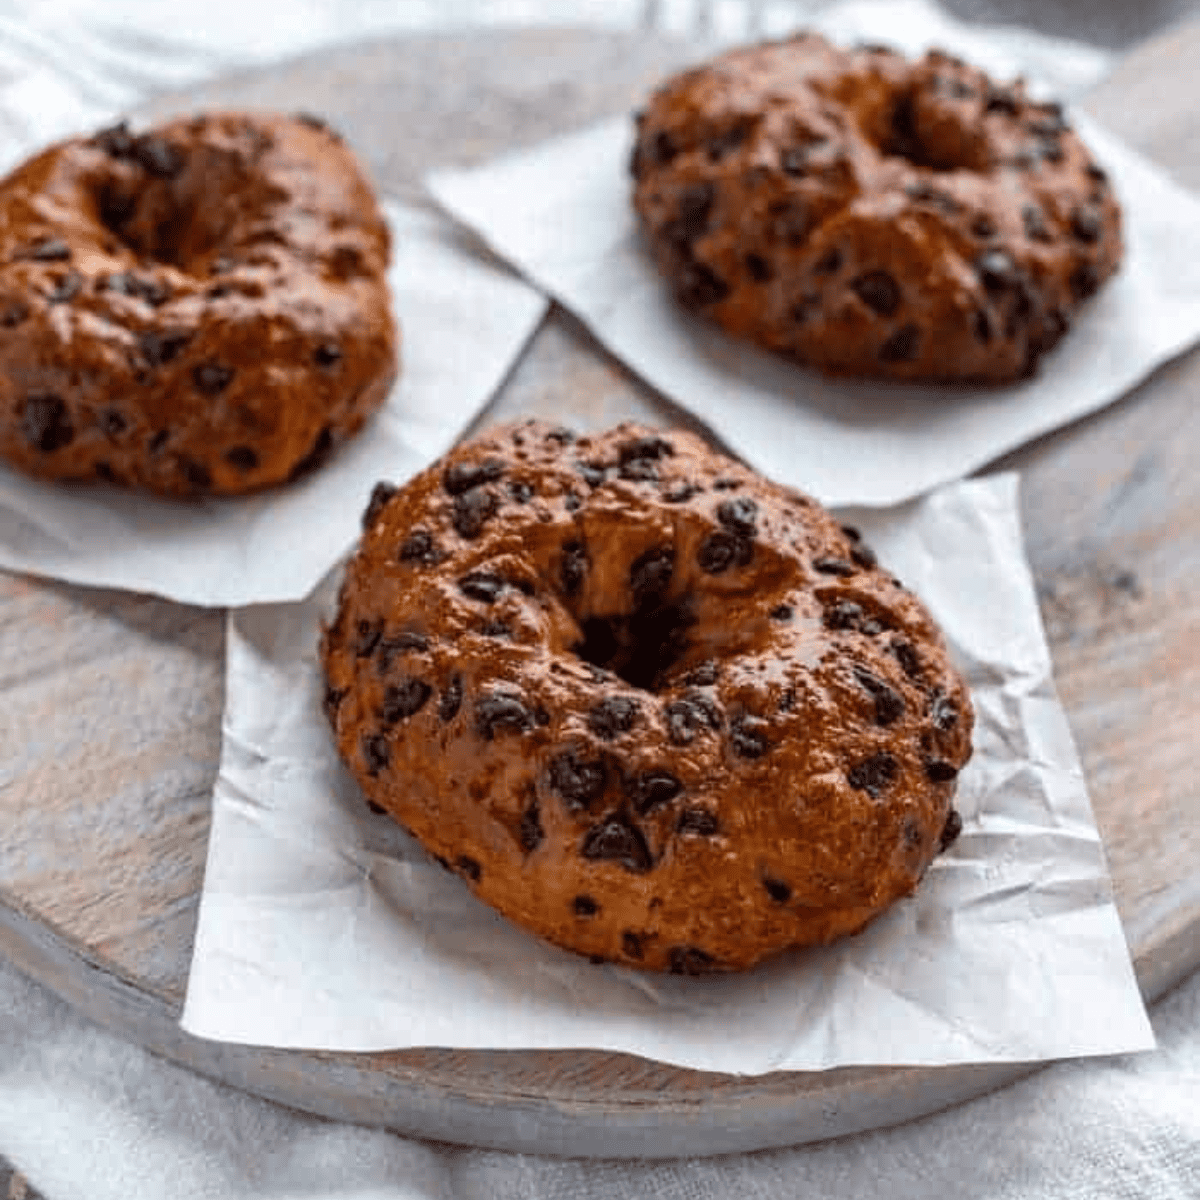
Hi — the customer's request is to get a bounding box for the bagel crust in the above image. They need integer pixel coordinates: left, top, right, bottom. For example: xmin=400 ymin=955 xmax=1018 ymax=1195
xmin=630 ymin=35 xmax=1123 ymax=383
xmin=0 ymin=111 xmax=397 ymax=495
xmin=321 ymin=421 xmax=974 ymax=974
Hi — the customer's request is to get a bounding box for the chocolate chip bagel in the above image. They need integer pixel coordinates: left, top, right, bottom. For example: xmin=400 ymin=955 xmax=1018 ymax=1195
xmin=322 ymin=421 xmax=973 ymax=974
xmin=630 ymin=34 xmax=1122 ymax=383
xmin=0 ymin=111 xmax=397 ymax=495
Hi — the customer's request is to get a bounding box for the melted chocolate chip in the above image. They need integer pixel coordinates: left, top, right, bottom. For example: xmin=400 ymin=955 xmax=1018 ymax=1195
xmin=193 ymin=362 xmax=233 ymax=395
xmin=622 ymin=931 xmax=645 ymax=959
xmin=620 ymin=435 xmax=673 ymax=466
xmin=560 ymin=541 xmax=587 ymax=596
xmin=925 ymin=758 xmax=960 ymax=783
xmin=668 ymin=946 xmax=716 ymax=975
xmin=438 ymin=675 xmax=463 ymax=722
xmin=376 ymin=632 xmax=429 ymax=673
xmin=629 ymin=771 xmax=682 ymax=815
xmin=852 ymin=270 xmax=901 ymax=317
xmin=134 ymin=135 xmax=183 ymax=178
xmin=459 ymin=572 xmax=504 ymax=603
xmin=29 ymin=237 xmax=71 ymax=262
xmin=475 ymin=692 xmax=533 ymax=740
xmin=745 ymin=252 xmax=773 ymax=282
xmin=847 ymin=751 xmax=899 ymax=797
xmin=573 ymin=895 xmax=599 ymax=916
xmin=519 ymin=797 xmax=544 ymax=853
xmin=763 ymin=877 xmax=792 ymax=903
xmin=814 ymin=556 xmax=856 ymax=577
xmin=770 ymin=604 xmax=793 ymax=621
xmin=361 ymin=732 xmax=389 ymax=775
xmin=444 ymin=457 xmax=505 ymax=495
xmin=676 ymin=807 xmax=719 ymax=837
xmin=21 ymin=394 xmax=74 ymax=453
xmin=456 ymin=855 xmax=481 ymax=882
xmin=582 ymin=816 xmax=652 ymax=873
xmin=361 ymin=481 xmax=397 ymax=530
xmin=730 ymin=714 xmax=770 ymax=759
xmin=939 ymin=808 xmax=963 ymax=851
xmin=382 ymin=677 xmax=432 ymax=723
xmin=452 ymin=487 xmax=500 ymax=539
xmin=879 ymin=323 xmax=920 ymax=363
xmin=398 ymin=529 xmax=442 ymax=566
xmin=665 ymin=694 xmax=721 ymax=746
xmin=588 ymin=696 xmax=640 ymax=741
xmin=629 ymin=546 xmax=674 ymax=606
xmin=698 ymin=530 xmax=751 ymax=574
xmin=716 ymin=497 xmax=757 ymax=535
xmin=548 ymin=751 xmax=607 ymax=812
xmin=853 ymin=666 xmax=906 ymax=725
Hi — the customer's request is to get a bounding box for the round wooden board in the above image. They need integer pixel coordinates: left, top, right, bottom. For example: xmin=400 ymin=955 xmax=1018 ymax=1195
xmin=2 ymin=23 xmax=1199 ymax=1160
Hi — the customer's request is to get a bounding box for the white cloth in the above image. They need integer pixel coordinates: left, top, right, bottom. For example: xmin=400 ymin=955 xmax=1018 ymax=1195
xmin=1 ymin=2 xmax=1197 ymax=1198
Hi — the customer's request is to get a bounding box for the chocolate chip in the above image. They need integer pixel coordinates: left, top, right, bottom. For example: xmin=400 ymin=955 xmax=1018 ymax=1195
xmin=665 ymin=694 xmax=721 ymax=745
xmin=847 ymin=751 xmax=899 ymax=797
xmin=618 ymin=457 xmax=659 ymax=483
xmin=134 ymin=135 xmax=183 ymax=177
xmin=973 ymin=309 xmax=993 ymax=344
xmin=582 ymin=816 xmax=652 ymax=873
xmin=1028 ymin=103 xmax=1068 ymax=136
xmin=1085 ymin=161 xmax=1108 ymax=185
xmin=770 ymin=604 xmax=793 ymax=621
xmin=1022 ymin=204 xmax=1051 ymax=242
xmin=444 ymin=457 xmax=505 ymax=495
xmin=28 ymin=237 xmax=71 ymax=262
xmin=879 ymin=323 xmax=920 ymax=363
xmin=984 ymin=87 xmax=1019 ymax=115
xmin=814 ymin=556 xmax=856 ymax=577
xmin=314 ymin=342 xmax=342 ymax=367
xmin=716 ymin=497 xmax=757 ymax=535
xmin=903 ymin=817 xmax=924 ymax=849
xmin=850 ymin=542 xmax=877 ymax=569
xmin=361 ymin=733 xmax=389 ymax=775
xmin=147 ymin=429 xmax=169 ymax=454
xmin=561 ymin=541 xmax=587 ymax=596
xmin=376 ymin=632 xmax=429 ymax=674
xmin=768 ymin=200 xmax=812 ymax=246
xmin=138 ymin=329 xmax=190 ymax=367
xmin=676 ymin=807 xmax=719 ymax=836
xmin=323 ymin=683 xmax=346 ymax=721
xmin=730 ymin=713 xmax=770 ymax=759
xmin=548 ymin=751 xmax=607 ymax=813
xmin=745 ymin=252 xmax=773 ymax=282
xmin=398 ymin=529 xmax=442 ymax=566
xmin=452 ymin=487 xmax=500 ymax=539
xmin=588 ymin=696 xmax=640 ymax=741
xmin=629 ymin=771 xmax=682 ymax=815
xmin=851 ymin=270 xmax=901 ymax=317
xmin=456 ymin=855 xmax=481 ymax=882
xmin=480 ymin=619 xmax=510 ymax=638
xmin=285 ymin=424 xmax=334 ymax=480
xmin=707 ymin=122 xmax=752 ymax=160
xmin=905 ymin=182 xmax=958 ymax=213
xmin=193 ymin=362 xmax=233 ymax=395
xmin=971 ymin=213 xmax=997 ymax=239
xmin=930 ymin=689 xmax=960 ymax=731
xmin=663 ymin=482 xmax=698 ymax=503
xmin=622 ymin=931 xmax=645 ymax=959
xmin=939 ymin=808 xmax=963 ymax=851
xmin=925 ymin=758 xmax=959 ymax=783
xmin=670 ymin=182 xmax=715 ymax=244
xmin=360 ymin=481 xmax=397 ymax=530
xmin=459 ymin=572 xmax=505 ymax=603
xmin=21 ymin=394 xmax=73 ymax=453
xmin=575 ymin=462 xmax=606 ymax=487
xmin=629 ymin=546 xmax=674 ymax=606
xmin=573 ymin=895 xmax=599 ymax=916
xmin=853 ymin=666 xmax=905 ymax=725
xmin=1069 ymin=262 xmax=1101 ymax=301
xmin=684 ymin=660 xmax=718 ymax=687
xmin=780 ymin=138 xmax=827 ymax=176
xmin=1070 ymin=207 xmax=1101 ymax=244
xmin=92 ymin=121 xmax=134 ymax=157
xmin=99 ymin=408 xmax=126 ymax=437
xmin=475 ymin=692 xmax=533 ymax=740
xmin=890 ymin=640 xmax=922 ymax=678
xmin=815 ymin=248 xmax=844 ymax=276
xmin=178 ymin=456 xmax=212 ymax=490
xmin=698 ymin=530 xmax=751 ymax=574
xmin=354 ymin=617 xmax=384 ymax=658
xmin=382 ymin=677 xmax=432 ymax=723
xmin=47 ymin=271 xmax=82 ymax=304
xmin=519 ymin=797 xmax=544 ymax=853
xmin=763 ymin=877 xmax=792 ymax=903
xmin=678 ymin=260 xmax=730 ymax=307
xmin=437 ymin=675 xmax=463 ymax=723
xmin=824 ymin=599 xmax=864 ymax=631
xmin=0 ymin=299 xmax=29 ymax=327
xmin=668 ymin=946 xmax=716 ymax=975
xmin=97 ymin=185 xmax=135 ymax=230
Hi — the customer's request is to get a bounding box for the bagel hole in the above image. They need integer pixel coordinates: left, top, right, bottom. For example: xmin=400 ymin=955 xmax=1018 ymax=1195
xmin=572 ymin=601 xmax=695 ymax=693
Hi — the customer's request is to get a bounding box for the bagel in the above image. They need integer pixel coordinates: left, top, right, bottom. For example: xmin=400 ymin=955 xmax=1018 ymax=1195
xmin=630 ymin=35 xmax=1122 ymax=383
xmin=0 ymin=111 xmax=397 ymax=495
xmin=321 ymin=420 xmax=974 ymax=974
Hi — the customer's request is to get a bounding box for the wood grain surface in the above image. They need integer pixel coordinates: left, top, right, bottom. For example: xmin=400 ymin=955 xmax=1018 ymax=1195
xmin=1 ymin=22 xmax=1198 ymax=1159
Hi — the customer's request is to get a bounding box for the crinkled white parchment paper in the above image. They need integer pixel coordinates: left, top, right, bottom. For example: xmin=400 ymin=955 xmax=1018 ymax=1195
xmin=181 ymin=473 xmax=1154 ymax=1074
xmin=0 ymin=200 xmax=546 ymax=606
xmin=425 ymin=3 xmax=1200 ymax=508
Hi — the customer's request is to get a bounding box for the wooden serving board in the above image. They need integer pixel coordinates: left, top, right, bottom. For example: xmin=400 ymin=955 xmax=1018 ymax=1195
xmin=2 ymin=22 xmax=1199 ymax=1160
